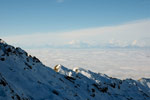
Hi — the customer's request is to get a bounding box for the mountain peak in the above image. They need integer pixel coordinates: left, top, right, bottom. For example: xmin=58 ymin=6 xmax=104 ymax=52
xmin=0 ymin=40 xmax=150 ymax=100
xmin=0 ymin=39 xmax=7 ymax=44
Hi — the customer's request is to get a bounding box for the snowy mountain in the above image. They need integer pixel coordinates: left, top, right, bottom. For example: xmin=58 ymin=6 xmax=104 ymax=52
xmin=0 ymin=39 xmax=150 ymax=100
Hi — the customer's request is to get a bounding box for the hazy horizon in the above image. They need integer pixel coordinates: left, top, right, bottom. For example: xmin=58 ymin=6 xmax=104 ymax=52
xmin=1 ymin=0 xmax=150 ymax=49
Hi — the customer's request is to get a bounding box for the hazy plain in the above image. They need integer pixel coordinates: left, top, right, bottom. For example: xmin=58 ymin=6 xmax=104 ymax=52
xmin=27 ymin=49 xmax=150 ymax=79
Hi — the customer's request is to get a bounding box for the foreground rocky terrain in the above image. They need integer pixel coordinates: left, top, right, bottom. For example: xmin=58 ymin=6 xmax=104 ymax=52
xmin=0 ymin=39 xmax=150 ymax=100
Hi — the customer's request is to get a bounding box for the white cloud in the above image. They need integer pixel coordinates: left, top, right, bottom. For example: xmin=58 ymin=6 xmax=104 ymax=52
xmin=132 ymin=40 xmax=137 ymax=46
xmin=2 ymin=19 xmax=150 ymax=48
xmin=66 ymin=40 xmax=95 ymax=48
xmin=108 ymin=39 xmax=128 ymax=47
xmin=68 ymin=40 xmax=77 ymax=45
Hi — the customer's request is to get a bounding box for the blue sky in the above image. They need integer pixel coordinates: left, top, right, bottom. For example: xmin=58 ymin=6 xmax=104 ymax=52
xmin=0 ymin=0 xmax=150 ymax=48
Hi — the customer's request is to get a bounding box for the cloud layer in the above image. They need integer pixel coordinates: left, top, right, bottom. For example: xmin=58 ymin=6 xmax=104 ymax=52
xmin=2 ymin=19 xmax=150 ymax=49
xmin=27 ymin=49 xmax=150 ymax=79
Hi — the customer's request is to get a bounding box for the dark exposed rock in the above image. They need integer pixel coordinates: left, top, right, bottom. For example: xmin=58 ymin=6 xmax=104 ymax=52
xmin=52 ymin=90 xmax=59 ymax=95
xmin=0 ymin=58 xmax=5 ymax=61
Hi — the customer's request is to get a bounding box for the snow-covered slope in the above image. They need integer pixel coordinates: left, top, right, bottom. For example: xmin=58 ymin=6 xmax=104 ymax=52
xmin=0 ymin=39 xmax=150 ymax=100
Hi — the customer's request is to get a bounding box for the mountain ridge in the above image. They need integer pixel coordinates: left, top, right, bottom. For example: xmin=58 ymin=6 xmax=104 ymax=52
xmin=0 ymin=39 xmax=150 ymax=100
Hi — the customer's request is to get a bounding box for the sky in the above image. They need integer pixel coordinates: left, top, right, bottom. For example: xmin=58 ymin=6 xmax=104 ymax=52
xmin=0 ymin=0 xmax=150 ymax=49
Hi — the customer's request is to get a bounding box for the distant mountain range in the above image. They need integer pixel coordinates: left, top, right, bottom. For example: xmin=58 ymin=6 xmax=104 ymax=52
xmin=0 ymin=39 xmax=150 ymax=100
